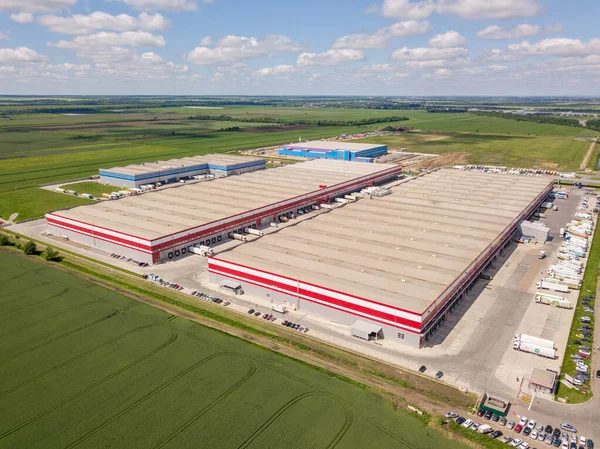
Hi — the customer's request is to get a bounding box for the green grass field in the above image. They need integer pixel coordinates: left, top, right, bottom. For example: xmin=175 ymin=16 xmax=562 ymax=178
xmin=1 ymin=106 xmax=598 ymax=221
xmin=0 ymin=250 xmax=467 ymax=449
xmin=0 ymin=188 xmax=92 ymax=222
xmin=357 ymin=132 xmax=591 ymax=169
xmin=59 ymin=181 xmax=128 ymax=197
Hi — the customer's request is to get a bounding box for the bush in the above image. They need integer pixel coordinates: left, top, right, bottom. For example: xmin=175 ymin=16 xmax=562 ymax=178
xmin=23 ymin=241 xmax=37 ymax=255
xmin=43 ymin=247 xmax=61 ymax=262
xmin=0 ymin=234 xmax=10 ymax=246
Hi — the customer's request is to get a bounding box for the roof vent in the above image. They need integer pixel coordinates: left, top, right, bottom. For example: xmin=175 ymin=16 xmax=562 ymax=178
xmin=417 ymin=265 xmax=422 ymax=269
xmin=432 ymin=254 xmax=437 ymax=257
xmin=396 ymin=247 xmax=400 ymax=250
xmin=379 ymin=257 xmax=385 ymax=261
xmin=410 ymin=238 xmax=414 ymax=241
xmin=360 ymin=269 xmax=366 ymax=273
xmin=401 ymin=279 xmax=406 ymax=282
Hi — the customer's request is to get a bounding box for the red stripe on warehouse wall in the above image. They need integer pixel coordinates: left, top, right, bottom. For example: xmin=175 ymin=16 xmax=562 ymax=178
xmin=208 ymin=260 xmax=421 ymax=332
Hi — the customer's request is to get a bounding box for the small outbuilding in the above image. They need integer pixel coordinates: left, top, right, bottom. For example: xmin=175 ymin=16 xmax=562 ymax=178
xmin=519 ymin=220 xmax=550 ymax=242
xmin=350 ymin=320 xmax=383 ymax=341
xmin=219 ymin=279 xmax=243 ymax=295
xmin=528 ymin=368 xmax=558 ymax=395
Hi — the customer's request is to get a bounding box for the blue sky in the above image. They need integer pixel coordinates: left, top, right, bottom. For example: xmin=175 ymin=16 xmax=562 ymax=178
xmin=1 ymin=0 xmax=599 ymax=95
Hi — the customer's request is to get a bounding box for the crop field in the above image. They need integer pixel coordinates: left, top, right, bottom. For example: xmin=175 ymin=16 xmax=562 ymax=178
xmin=357 ymin=132 xmax=591 ymax=169
xmin=0 ymin=250 xmax=467 ymax=449
xmin=1 ymin=105 xmax=598 ymax=221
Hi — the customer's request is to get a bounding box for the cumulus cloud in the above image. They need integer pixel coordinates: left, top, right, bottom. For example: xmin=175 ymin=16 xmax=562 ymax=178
xmin=10 ymin=12 xmax=34 ymax=23
xmin=106 ymin=0 xmax=200 ymax=12
xmin=436 ymin=0 xmax=542 ymax=19
xmin=477 ymin=23 xmax=563 ymax=40
xmin=332 ymin=20 xmax=430 ymax=50
xmin=0 ymin=46 xmax=44 ymax=62
xmin=378 ymin=0 xmax=542 ymax=20
xmin=0 ymin=0 xmax=76 ymax=13
xmin=50 ymin=31 xmax=167 ymax=50
xmin=433 ymin=68 xmax=451 ymax=77
xmin=429 ymin=30 xmax=466 ymax=48
xmin=38 ymin=12 xmax=170 ymax=35
xmin=252 ymin=64 xmax=296 ymax=77
xmin=186 ymin=34 xmax=304 ymax=65
xmin=392 ymin=46 xmax=467 ymax=60
xmin=296 ymin=49 xmax=365 ymax=67
xmin=380 ymin=0 xmax=436 ymax=19
xmin=488 ymin=38 xmax=600 ymax=61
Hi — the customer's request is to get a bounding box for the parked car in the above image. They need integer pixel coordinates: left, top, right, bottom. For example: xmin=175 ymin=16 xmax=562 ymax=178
xmin=435 ymin=371 xmax=444 ymax=379
xmin=562 ymin=424 xmax=577 ymax=433
xmin=510 ymin=438 xmax=523 ymax=447
xmin=492 ymin=414 xmax=500 ymax=422
xmin=491 ymin=430 xmax=503 ymax=438
xmin=445 ymin=412 xmax=458 ymax=418
xmin=456 ymin=417 xmax=466 ymax=425
xmin=247 ymin=309 xmax=255 ymax=314
xmin=471 ymin=423 xmax=480 ymax=431
xmin=546 ymin=425 xmax=554 ymax=434
xmin=484 ymin=411 xmax=493 ymax=420
xmin=519 ymin=443 xmax=530 ymax=449
xmin=523 ymin=426 xmax=532 ymax=436
xmin=500 ymin=417 xmax=507 ymax=426
xmin=515 ymin=424 xmax=523 ymax=433
xmin=501 ymin=436 xmax=513 ymax=444
xmin=462 ymin=419 xmax=473 ymax=428
xmin=539 ymin=432 xmax=547 ymax=441
xmin=476 ymin=409 xmax=485 ymax=417
xmin=531 ymin=430 xmax=539 ymax=440
xmin=507 ymin=421 xmax=516 ymax=430
xmin=587 ymin=439 xmax=594 ymax=449
xmin=419 ymin=365 xmax=427 ymax=373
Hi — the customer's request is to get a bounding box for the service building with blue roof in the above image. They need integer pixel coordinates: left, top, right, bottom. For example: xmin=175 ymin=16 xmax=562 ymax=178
xmin=99 ymin=154 xmax=266 ymax=188
xmin=279 ymin=140 xmax=387 ymax=162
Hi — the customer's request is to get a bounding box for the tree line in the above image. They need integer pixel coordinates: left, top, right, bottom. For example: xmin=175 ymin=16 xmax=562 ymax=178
xmin=187 ymin=114 xmax=409 ymax=127
xmin=471 ymin=111 xmax=583 ymax=128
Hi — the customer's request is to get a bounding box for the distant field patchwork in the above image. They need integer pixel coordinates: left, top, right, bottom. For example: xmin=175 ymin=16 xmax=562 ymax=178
xmin=0 ymin=250 xmax=467 ymax=449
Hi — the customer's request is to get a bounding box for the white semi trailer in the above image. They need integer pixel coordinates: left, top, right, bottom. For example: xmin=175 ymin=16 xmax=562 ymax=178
xmin=513 ymin=334 xmax=556 ymax=359
xmin=535 ymin=292 xmax=572 ymax=309
xmin=536 ymin=280 xmax=569 ymax=293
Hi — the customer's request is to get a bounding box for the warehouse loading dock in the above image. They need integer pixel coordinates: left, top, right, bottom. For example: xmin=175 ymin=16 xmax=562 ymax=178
xmin=46 ymin=159 xmax=403 ymax=264
xmin=209 ymin=169 xmax=554 ymax=348
xmin=351 ymin=320 xmax=383 ymax=341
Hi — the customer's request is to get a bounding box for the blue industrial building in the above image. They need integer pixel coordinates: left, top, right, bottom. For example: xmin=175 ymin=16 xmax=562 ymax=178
xmin=99 ymin=155 xmax=265 ymax=188
xmin=278 ymin=140 xmax=388 ymax=162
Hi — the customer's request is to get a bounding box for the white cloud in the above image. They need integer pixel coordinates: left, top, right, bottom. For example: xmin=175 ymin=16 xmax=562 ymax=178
xmin=477 ymin=23 xmax=563 ymax=40
xmin=106 ymin=0 xmax=200 ymax=12
xmin=199 ymin=36 xmax=213 ymax=46
xmin=10 ymin=12 xmax=34 ymax=23
xmin=38 ymin=12 xmax=170 ymax=34
xmin=489 ymin=38 xmax=600 ymax=61
xmin=0 ymin=0 xmax=76 ymax=13
xmin=252 ymin=64 xmax=296 ymax=77
xmin=0 ymin=32 xmax=8 ymax=40
xmin=404 ymin=59 xmax=447 ymax=68
xmin=433 ymin=68 xmax=451 ymax=77
xmin=186 ymin=34 xmax=304 ymax=65
xmin=388 ymin=20 xmax=432 ymax=36
xmin=392 ymin=46 xmax=467 ymax=60
xmin=50 ymin=31 xmax=167 ymax=50
xmin=378 ymin=0 xmax=542 ymax=20
xmin=332 ymin=20 xmax=430 ymax=50
xmin=296 ymin=49 xmax=365 ymax=67
xmin=429 ymin=30 xmax=466 ymax=48
xmin=436 ymin=0 xmax=542 ymax=19
xmin=488 ymin=64 xmax=507 ymax=71
xmin=380 ymin=0 xmax=436 ymax=19
xmin=332 ymin=33 xmax=388 ymax=50
xmin=0 ymin=46 xmax=44 ymax=62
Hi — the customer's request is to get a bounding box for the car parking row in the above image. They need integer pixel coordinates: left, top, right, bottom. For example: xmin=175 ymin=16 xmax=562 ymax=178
xmin=109 ymin=253 xmax=149 ymax=267
xmin=446 ymin=411 xmax=593 ymax=449
xmin=191 ymin=291 xmax=230 ymax=307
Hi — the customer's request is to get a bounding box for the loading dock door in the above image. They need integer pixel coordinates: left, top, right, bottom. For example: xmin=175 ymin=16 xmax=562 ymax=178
xmin=350 ymin=320 xmax=383 ymax=341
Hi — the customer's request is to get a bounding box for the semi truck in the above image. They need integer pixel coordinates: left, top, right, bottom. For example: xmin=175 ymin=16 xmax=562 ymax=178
xmin=535 ymin=293 xmax=572 ymax=309
xmin=191 ymin=246 xmax=213 ymax=256
xmin=513 ymin=334 xmax=556 ymax=359
xmin=536 ymin=280 xmax=569 ymax=293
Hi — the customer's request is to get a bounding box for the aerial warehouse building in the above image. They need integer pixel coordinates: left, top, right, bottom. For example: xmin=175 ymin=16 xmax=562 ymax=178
xmin=279 ymin=140 xmax=388 ymax=162
xmin=99 ymin=154 xmax=266 ymax=189
xmin=208 ymin=170 xmax=554 ymax=348
xmin=47 ymin=159 xmax=403 ymax=264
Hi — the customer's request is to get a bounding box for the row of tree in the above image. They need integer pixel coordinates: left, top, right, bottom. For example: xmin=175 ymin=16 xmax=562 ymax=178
xmin=0 ymin=235 xmax=61 ymax=261
xmin=585 ymin=120 xmax=600 ymax=132
xmin=471 ymin=111 xmax=583 ymax=128
xmin=187 ymin=114 xmax=409 ymax=127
